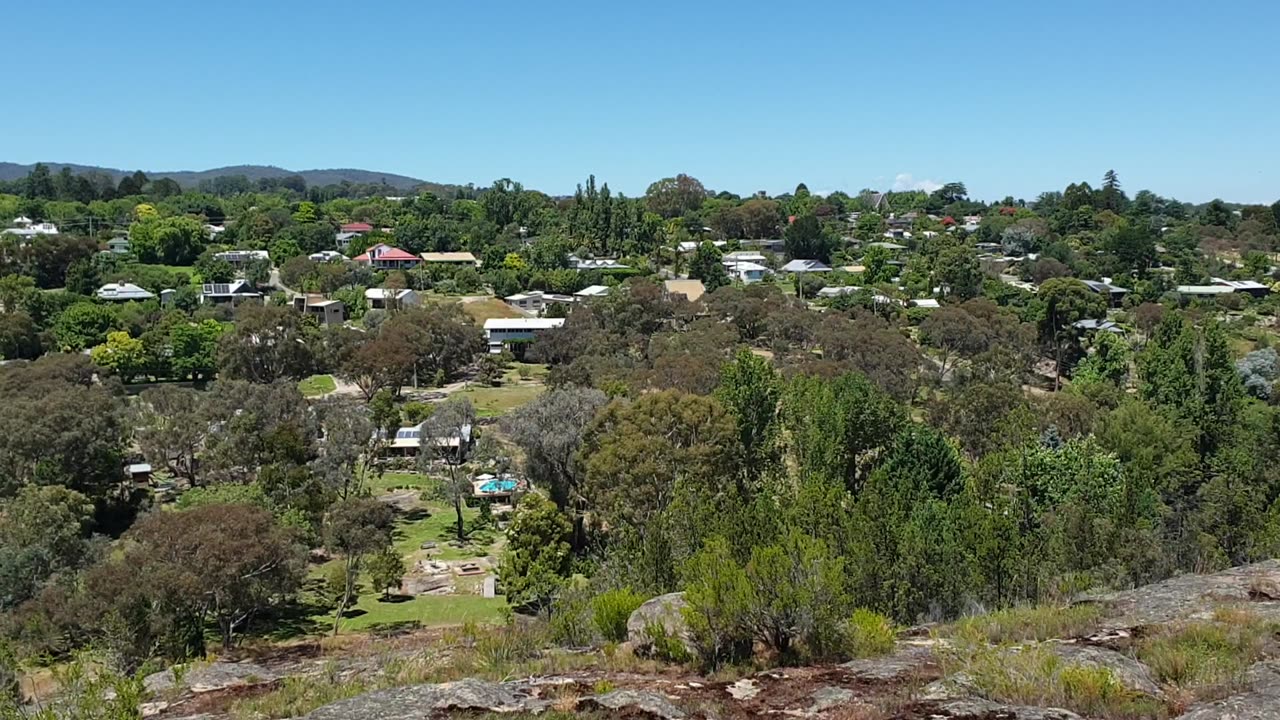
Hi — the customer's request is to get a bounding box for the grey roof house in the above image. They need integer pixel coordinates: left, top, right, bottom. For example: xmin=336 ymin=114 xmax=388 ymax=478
xmin=96 ymin=283 xmax=155 ymax=302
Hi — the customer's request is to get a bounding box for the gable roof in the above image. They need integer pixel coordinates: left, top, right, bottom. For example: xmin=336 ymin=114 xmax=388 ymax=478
xmin=96 ymin=283 xmax=155 ymax=301
xmin=420 ymin=251 xmax=478 ymax=263
xmin=340 ymin=222 xmax=373 ymax=233
xmin=354 ymin=244 xmax=417 ymax=262
xmin=781 ymin=259 xmax=832 ymax=273
xmin=365 ymin=288 xmax=414 ymax=300
xmin=202 ymin=280 xmax=259 ymax=296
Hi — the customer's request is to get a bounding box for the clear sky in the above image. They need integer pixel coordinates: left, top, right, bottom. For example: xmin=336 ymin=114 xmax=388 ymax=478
xmin=5 ymin=0 xmax=1279 ymax=203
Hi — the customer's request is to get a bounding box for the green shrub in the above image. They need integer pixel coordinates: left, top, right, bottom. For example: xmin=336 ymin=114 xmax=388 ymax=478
xmin=550 ymin=586 xmax=595 ymax=647
xmin=645 ymin=621 xmax=692 ymax=664
xmin=591 ymin=589 xmax=646 ymax=644
xmin=844 ymin=608 xmax=896 ymax=658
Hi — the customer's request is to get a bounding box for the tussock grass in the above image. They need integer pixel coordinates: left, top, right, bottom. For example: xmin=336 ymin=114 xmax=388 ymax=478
xmin=944 ymin=603 xmax=1104 ymax=644
xmin=939 ymin=642 xmax=1166 ymax=720
xmin=1136 ymin=608 xmax=1272 ymax=702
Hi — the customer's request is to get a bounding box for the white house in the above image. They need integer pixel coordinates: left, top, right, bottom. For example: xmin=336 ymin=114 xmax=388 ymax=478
xmin=723 ymin=250 xmax=768 ymax=264
xmin=365 ymin=288 xmax=419 ymax=310
xmin=309 ymin=250 xmax=346 ymax=262
xmin=483 ymin=317 xmax=565 ymax=354
xmin=335 ymin=232 xmax=359 ymax=251
xmin=106 ymin=237 xmax=131 ymax=254
xmin=382 ymin=421 xmax=473 ymax=458
xmin=678 ymin=240 xmax=727 ymax=253
xmin=353 ymin=243 xmax=420 ymax=270
xmin=214 ymin=249 xmax=269 ymax=266
xmin=817 ymin=285 xmax=861 ymax=298
xmin=96 ymin=283 xmax=155 ymax=302
xmin=574 ymin=285 xmax=610 ymax=299
xmin=1209 ymin=277 xmax=1272 ymax=298
xmin=504 ymin=290 xmax=574 ymax=315
xmin=3 ymin=218 xmax=59 ymax=240
xmin=723 ymin=260 xmax=769 ymax=284
xmin=570 ymin=256 xmax=628 ymax=271
xmin=781 ymin=259 xmax=832 ymax=273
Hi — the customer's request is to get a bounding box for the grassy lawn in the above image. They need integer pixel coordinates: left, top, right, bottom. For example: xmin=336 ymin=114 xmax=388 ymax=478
xmin=367 ymin=471 xmax=435 ymax=494
xmin=461 ymin=297 xmax=523 ymax=324
xmin=299 ymin=374 xmax=337 ymax=397
xmin=451 ymin=383 xmax=545 ymax=418
xmin=324 ymin=593 xmax=508 ymax=634
xmin=300 ymin=473 xmax=507 ymax=635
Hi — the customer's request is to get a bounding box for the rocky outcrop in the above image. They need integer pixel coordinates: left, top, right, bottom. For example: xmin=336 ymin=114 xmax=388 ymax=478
xmin=1080 ymin=560 xmax=1280 ymax=630
xmin=806 ymin=686 xmax=856 ymax=714
xmin=577 ymin=689 xmax=687 ymax=719
xmin=840 ymin=643 xmax=935 ymax=682
xmin=1048 ymin=643 xmax=1163 ymax=698
xmin=1173 ymin=660 xmax=1280 ymax=720
xmin=928 ymin=698 xmax=1084 ymax=720
xmin=626 ymin=592 xmax=694 ymax=658
xmin=143 ymin=662 xmax=279 ymax=695
xmin=301 ymin=678 xmax=549 ymax=719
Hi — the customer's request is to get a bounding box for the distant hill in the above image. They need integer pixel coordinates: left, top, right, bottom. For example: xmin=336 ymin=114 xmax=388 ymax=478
xmin=0 ymin=162 xmax=447 ymax=193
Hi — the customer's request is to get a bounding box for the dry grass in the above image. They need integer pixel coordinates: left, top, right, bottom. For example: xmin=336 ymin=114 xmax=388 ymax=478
xmin=228 ymin=621 xmax=665 ymax=720
xmin=462 ymin=297 xmax=524 ymax=324
xmin=943 ymin=604 xmax=1104 ymax=644
xmin=938 ymin=641 xmax=1167 ymax=720
xmin=1136 ymin=608 xmax=1273 ymax=703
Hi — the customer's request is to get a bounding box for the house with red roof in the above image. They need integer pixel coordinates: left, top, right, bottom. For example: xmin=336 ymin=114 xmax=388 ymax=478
xmin=352 ymin=243 xmax=420 ymax=270
xmin=340 ymin=222 xmax=374 ymax=234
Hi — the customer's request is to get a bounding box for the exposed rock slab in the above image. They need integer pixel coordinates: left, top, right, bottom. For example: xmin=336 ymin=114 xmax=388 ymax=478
xmin=626 ymin=592 xmax=695 ymax=658
xmin=144 ymin=662 xmax=279 ymax=694
xmin=840 ymin=644 xmax=935 ymax=682
xmin=1048 ymin=643 xmax=1162 ymax=697
xmin=806 ymin=686 xmax=855 ymax=713
xmin=577 ymin=689 xmax=687 ymax=719
xmin=726 ymin=678 xmax=760 ymax=700
xmin=301 ymin=678 xmax=549 ymax=719
xmin=1174 ymin=660 xmax=1280 ymax=720
xmin=1080 ymin=560 xmax=1280 ymax=630
xmin=928 ymin=698 xmax=1084 ymax=720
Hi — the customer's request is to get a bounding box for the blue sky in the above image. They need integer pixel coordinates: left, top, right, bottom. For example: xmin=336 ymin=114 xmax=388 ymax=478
xmin=4 ymin=1 xmax=1279 ymax=203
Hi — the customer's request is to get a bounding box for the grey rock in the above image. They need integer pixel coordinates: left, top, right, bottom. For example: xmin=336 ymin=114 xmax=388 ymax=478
xmin=1048 ymin=643 xmax=1162 ymax=698
xmin=626 ymin=592 xmax=695 ymax=658
xmin=1080 ymin=559 xmax=1280 ymax=630
xmin=1175 ymin=661 xmax=1280 ymax=720
xmin=143 ymin=662 xmax=279 ymax=694
xmin=930 ymin=698 xmax=1084 ymax=720
xmin=808 ymin=686 xmax=855 ymax=713
xmin=920 ymin=673 xmax=979 ymax=702
xmin=726 ymin=678 xmax=760 ymax=700
xmin=839 ymin=644 xmax=934 ymax=682
xmin=578 ymin=689 xmax=687 ymax=719
xmin=301 ymin=678 xmax=548 ymax=719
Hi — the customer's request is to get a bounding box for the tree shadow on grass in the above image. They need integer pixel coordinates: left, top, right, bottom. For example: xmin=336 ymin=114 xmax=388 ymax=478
xmin=376 ymin=593 xmax=415 ymax=604
xmin=367 ymin=620 xmax=423 ymax=638
xmin=252 ymin=598 xmax=330 ymax=642
xmin=399 ymin=508 xmax=431 ymax=523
